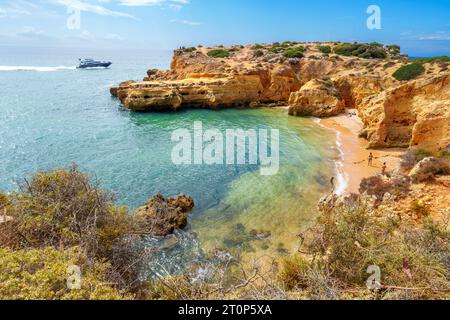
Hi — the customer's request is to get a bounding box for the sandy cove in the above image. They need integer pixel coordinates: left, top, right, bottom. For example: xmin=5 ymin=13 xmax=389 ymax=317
xmin=319 ymin=110 xmax=406 ymax=194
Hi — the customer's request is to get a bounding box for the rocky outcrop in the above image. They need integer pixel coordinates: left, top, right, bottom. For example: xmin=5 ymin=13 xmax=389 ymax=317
xmin=134 ymin=194 xmax=194 ymax=237
xmin=111 ymin=75 xmax=267 ymax=111
xmin=334 ymin=75 xmax=386 ymax=109
xmin=358 ymin=73 xmax=450 ymax=152
xmin=354 ymin=156 xmax=450 ymax=218
xmin=288 ymin=79 xmax=345 ymax=117
xmin=408 ymin=157 xmax=450 ymax=183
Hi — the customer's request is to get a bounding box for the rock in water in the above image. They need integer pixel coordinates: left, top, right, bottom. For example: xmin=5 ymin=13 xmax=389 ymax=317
xmin=134 ymin=194 xmax=194 ymax=237
xmin=167 ymin=193 xmax=195 ymax=212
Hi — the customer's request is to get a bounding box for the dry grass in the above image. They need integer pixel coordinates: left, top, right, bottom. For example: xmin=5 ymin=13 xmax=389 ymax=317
xmin=278 ymin=197 xmax=449 ymax=299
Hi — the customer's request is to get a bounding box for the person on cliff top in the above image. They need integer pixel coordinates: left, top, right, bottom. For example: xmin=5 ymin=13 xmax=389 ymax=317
xmin=368 ymin=153 xmax=374 ymax=167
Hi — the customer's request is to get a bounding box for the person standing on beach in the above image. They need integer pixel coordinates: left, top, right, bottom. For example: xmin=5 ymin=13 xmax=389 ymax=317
xmin=330 ymin=177 xmax=335 ymax=192
xmin=381 ymin=162 xmax=387 ymax=175
xmin=368 ymin=153 xmax=374 ymax=167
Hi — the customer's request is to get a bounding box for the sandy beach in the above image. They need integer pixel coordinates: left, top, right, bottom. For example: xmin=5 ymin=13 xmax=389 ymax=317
xmin=319 ymin=110 xmax=406 ymax=194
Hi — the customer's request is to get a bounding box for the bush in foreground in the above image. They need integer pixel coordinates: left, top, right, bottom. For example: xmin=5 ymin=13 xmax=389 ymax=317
xmin=278 ymin=198 xmax=449 ymax=299
xmin=1 ymin=166 xmax=448 ymax=300
xmin=0 ymin=247 xmax=129 ymax=300
xmin=0 ymin=165 xmax=148 ymax=298
xmin=0 ymin=165 xmax=132 ymax=257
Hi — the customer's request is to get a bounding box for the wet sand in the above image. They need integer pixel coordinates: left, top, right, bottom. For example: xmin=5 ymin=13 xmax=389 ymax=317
xmin=319 ymin=110 xmax=405 ymax=194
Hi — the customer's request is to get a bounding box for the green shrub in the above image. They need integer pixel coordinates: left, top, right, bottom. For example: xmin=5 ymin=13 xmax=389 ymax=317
xmin=283 ymin=47 xmax=304 ymax=59
xmin=1 ymin=165 xmax=131 ymax=256
xmin=413 ymin=149 xmax=433 ymax=161
xmin=387 ymin=45 xmax=401 ymax=54
xmin=269 ymin=46 xmax=285 ymax=54
xmin=334 ymin=43 xmax=387 ymax=59
xmin=334 ymin=43 xmax=363 ymax=56
xmin=411 ymin=200 xmax=431 ymax=217
xmin=318 ymin=45 xmax=331 ymax=54
xmin=175 ymin=46 xmax=197 ymax=54
xmin=413 ymin=56 xmax=450 ymax=64
xmin=439 ymin=150 xmax=450 ymax=159
xmin=278 ymin=255 xmax=311 ymax=290
xmin=254 ymin=50 xmax=265 ymax=58
xmin=0 ymin=165 xmax=147 ymax=296
xmin=400 ymin=149 xmax=433 ymax=170
xmin=393 ymin=63 xmax=425 ymax=81
xmin=207 ymin=49 xmax=230 ymax=58
xmin=252 ymin=44 xmax=264 ymax=50
xmin=361 ymin=49 xmax=387 ymax=59
xmin=281 ymin=41 xmax=293 ymax=47
xmin=0 ymin=192 xmax=8 ymax=208
xmin=383 ymin=61 xmax=395 ymax=69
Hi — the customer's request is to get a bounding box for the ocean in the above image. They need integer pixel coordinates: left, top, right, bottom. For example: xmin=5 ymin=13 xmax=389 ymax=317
xmin=0 ymin=46 xmax=339 ymax=268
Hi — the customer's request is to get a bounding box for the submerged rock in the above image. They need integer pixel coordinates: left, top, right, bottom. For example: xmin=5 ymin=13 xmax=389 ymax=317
xmin=249 ymin=229 xmax=272 ymax=240
xmin=158 ymin=234 xmax=180 ymax=250
xmin=214 ymin=250 xmax=235 ymax=263
xmin=167 ymin=193 xmax=195 ymax=212
xmin=134 ymin=193 xmax=194 ymax=237
xmin=254 ymin=233 xmax=272 ymax=240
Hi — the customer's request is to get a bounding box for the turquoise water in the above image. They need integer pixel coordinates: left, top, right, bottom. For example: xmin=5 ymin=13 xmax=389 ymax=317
xmin=0 ymin=47 xmax=337 ymax=261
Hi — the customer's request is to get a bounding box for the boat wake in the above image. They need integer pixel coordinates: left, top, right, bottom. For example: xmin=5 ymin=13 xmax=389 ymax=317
xmin=0 ymin=65 xmax=76 ymax=72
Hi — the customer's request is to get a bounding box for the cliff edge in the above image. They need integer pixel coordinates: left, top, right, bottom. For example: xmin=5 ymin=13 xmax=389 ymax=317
xmin=111 ymin=42 xmax=450 ymax=153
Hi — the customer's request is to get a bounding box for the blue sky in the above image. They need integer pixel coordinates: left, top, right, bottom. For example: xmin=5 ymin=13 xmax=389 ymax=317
xmin=0 ymin=0 xmax=449 ymax=55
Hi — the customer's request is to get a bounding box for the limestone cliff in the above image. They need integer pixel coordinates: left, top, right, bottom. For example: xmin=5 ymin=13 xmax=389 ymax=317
xmin=111 ymin=75 xmax=265 ymax=111
xmin=358 ymin=73 xmax=450 ymax=152
xmin=111 ymin=42 xmax=450 ymax=153
xmin=288 ymin=79 xmax=345 ymax=117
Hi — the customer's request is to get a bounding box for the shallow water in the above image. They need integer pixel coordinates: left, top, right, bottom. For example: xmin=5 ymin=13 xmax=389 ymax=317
xmin=0 ymin=46 xmax=338 ymax=264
